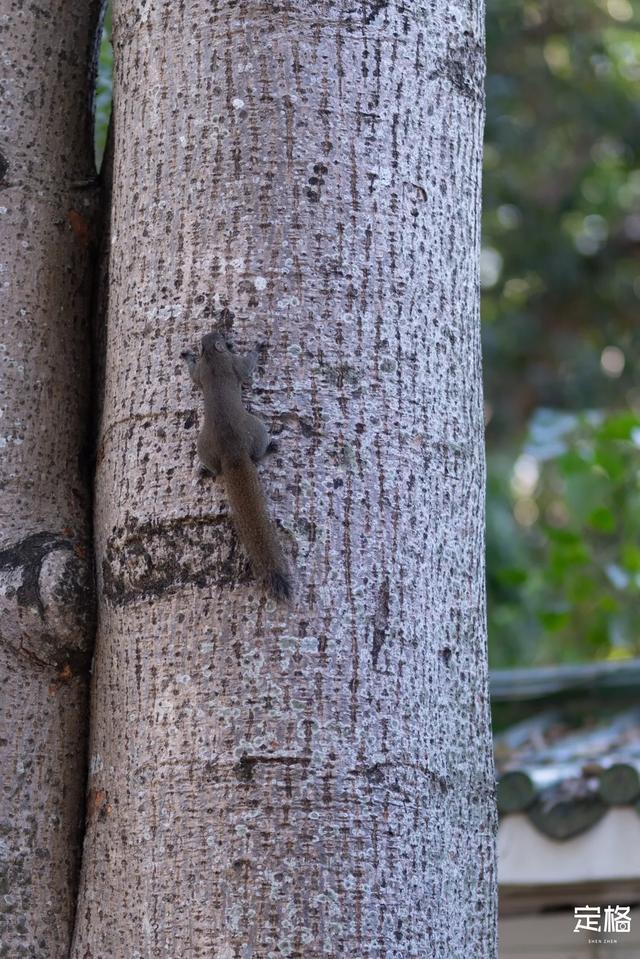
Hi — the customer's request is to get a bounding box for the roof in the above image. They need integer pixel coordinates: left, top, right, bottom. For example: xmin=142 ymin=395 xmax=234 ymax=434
xmin=498 ymin=808 xmax=640 ymax=888
xmin=491 ymin=659 xmax=640 ymax=840
xmin=491 ymin=657 xmax=640 ymax=702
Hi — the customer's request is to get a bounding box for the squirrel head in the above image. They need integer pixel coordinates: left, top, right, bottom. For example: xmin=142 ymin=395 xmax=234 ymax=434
xmin=181 ymin=330 xmax=238 ymax=386
xmin=201 ymin=330 xmax=230 ymax=358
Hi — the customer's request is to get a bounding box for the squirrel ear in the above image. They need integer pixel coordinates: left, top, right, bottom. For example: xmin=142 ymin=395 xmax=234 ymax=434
xmin=211 ymin=330 xmax=227 ymax=352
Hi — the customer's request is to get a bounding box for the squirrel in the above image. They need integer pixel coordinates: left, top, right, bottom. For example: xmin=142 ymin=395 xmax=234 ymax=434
xmin=181 ymin=331 xmax=291 ymax=602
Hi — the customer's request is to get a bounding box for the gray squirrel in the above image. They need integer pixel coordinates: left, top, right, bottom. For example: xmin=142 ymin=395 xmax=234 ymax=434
xmin=181 ymin=331 xmax=291 ymax=601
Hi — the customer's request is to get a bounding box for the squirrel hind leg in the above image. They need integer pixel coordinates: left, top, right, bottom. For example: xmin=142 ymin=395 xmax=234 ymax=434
xmin=199 ymin=454 xmax=221 ymax=478
xmin=248 ymin=417 xmax=270 ymax=462
xmin=264 ymin=569 xmax=292 ymax=602
xmin=254 ymin=438 xmax=278 ymax=462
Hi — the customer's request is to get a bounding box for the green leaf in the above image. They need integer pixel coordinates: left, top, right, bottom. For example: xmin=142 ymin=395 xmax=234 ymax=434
xmin=496 ymin=567 xmax=529 ymax=586
xmin=593 ymin=446 xmax=627 ymax=481
xmin=597 ymin=412 xmax=640 ymax=441
xmin=621 ymin=544 xmax=640 ymax=573
xmin=564 ymin=472 xmax=610 ymax=523
xmin=587 ymin=506 xmax=615 ymax=533
xmin=539 ymin=609 xmax=571 ymax=632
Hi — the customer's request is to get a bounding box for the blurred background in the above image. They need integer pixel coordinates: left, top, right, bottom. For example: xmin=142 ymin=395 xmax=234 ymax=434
xmin=483 ymin=0 xmax=640 ymax=669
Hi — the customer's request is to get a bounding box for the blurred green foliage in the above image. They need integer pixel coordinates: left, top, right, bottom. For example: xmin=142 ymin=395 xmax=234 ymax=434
xmin=484 ymin=0 xmax=640 ymax=667
xmin=483 ymin=0 xmax=640 ymax=435
xmin=93 ymin=2 xmax=640 ymax=667
xmin=488 ymin=409 xmax=640 ymax=665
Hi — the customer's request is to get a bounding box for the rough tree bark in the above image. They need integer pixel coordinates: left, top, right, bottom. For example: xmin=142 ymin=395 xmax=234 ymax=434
xmin=0 ymin=0 xmax=102 ymax=954
xmin=72 ymin=1 xmax=496 ymax=956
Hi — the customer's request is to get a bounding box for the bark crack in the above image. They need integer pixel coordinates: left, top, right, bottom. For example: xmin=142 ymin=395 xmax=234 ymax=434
xmin=371 ymin=574 xmax=391 ymax=667
xmin=235 ymin=753 xmax=312 ymax=783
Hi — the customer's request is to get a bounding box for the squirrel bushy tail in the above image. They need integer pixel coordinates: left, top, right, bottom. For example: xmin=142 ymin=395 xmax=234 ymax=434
xmin=222 ymin=452 xmax=291 ymax=601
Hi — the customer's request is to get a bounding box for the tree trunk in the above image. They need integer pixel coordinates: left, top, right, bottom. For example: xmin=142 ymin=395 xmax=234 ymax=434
xmin=72 ymin=1 xmax=496 ymax=956
xmin=0 ymin=0 xmax=102 ymax=954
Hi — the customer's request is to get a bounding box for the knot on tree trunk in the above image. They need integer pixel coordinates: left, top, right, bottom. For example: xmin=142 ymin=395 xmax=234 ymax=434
xmin=0 ymin=531 xmax=95 ymax=673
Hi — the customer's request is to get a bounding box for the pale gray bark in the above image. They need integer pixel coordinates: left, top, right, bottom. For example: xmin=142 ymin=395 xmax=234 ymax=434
xmin=73 ymin=1 xmax=496 ymax=956
xmin=0 ymin=0 xmax=102 ymax=954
